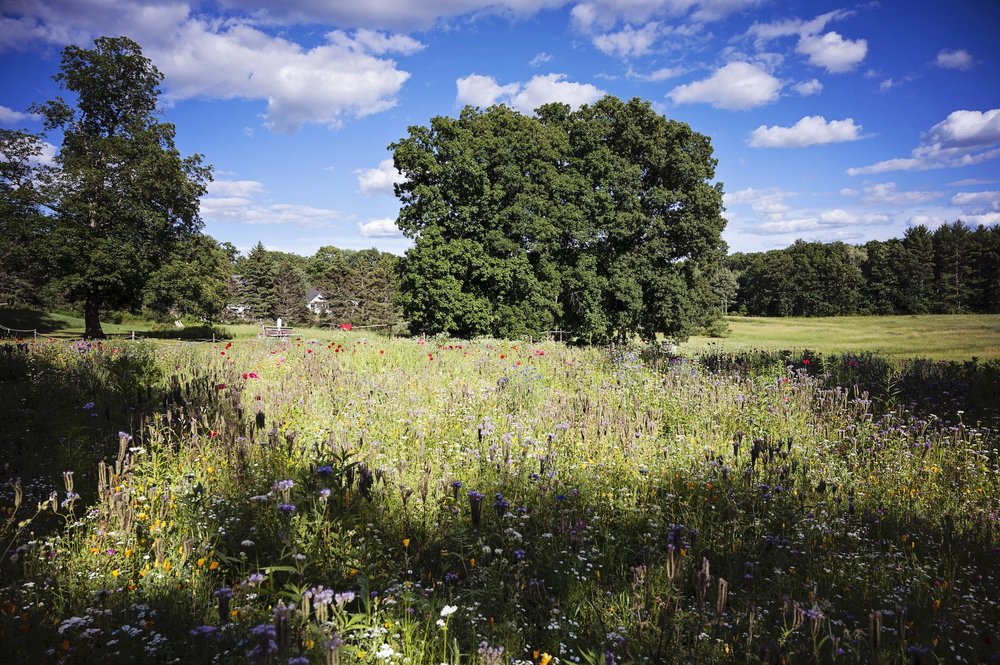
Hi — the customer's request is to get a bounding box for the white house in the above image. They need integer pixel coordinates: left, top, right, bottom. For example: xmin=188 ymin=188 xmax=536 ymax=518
xmin=307 ymin=288 xmax=329 ymax=315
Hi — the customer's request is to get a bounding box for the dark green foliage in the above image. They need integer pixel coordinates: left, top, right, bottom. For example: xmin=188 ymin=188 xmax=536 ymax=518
xmin=392 ymin=96 xmax=728 ymax=342
xmin=233 ymin=242 xmax=278 ymax=321
xmin=0 ymin=130 xmax=51 ymax=306
xmin=308 ymin=246 xmax=401 ymax=326
xmin=28 ymin=36 xmax=211 ymax=337
xmin=730 ymin=222 xmax=1000 ymax=317
xmin=142 ymin=234 xmax=232 ymax=321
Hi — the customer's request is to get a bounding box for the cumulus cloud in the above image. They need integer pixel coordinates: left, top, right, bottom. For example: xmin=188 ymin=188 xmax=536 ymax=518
xmin=793 ymin=78 xmax=822 ymax=96
xmin=843 ymin=182 xmax=942 ymax=205
xmin=358 ymin=218 xmax=404 ymax=238
xmin=0 ymin=105 xmax=41 ymax=125
xmin=0 ymin=2 xmax=420 ymax=133
xmin=456 ymin=73 xmax=605 ymax=114
xmin=201 ymin=179 xmax=343 ymax=227
xmin=796 ymin=31 xmax=867 ymax=73
xmin=456 ymin=74 xmax=521 ymax=108
xmin=848 ymin=108 xmax=1000 ymax=175
xmin=935 ymin=48 xmax=974 ymax=70
xmin=668 ymin=62 xmax=781 ymax=110
xmin=355 ymin=159 xmax=406 ymax=196
xmin=748 ymin=115 xmax=862 ymax=148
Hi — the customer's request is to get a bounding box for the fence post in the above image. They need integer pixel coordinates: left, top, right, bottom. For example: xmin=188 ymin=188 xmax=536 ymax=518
xmin=131 ymin=331 xmax=135 ymax=341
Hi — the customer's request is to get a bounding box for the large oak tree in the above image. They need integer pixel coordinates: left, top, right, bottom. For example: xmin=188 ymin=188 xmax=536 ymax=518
xmin=31 ymin=36 xmax=211 ymax=337
xmin=391 ymin=96 xmax=728 ymax=343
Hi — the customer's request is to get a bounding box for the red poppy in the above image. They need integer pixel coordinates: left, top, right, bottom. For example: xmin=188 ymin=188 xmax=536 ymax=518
xmin=340 ymin=323 xmax=353 ymax=331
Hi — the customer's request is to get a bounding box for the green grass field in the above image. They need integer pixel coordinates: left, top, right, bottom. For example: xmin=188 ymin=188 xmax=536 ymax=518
xmin=683 ymin=314 xmax=1000 ymax=361
xmin=4 ymin=308 xmax=999 ymax=361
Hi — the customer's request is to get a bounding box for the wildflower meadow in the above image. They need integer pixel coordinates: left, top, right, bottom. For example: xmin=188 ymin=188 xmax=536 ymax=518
xmin=0 ymin=334 xmax=997 ymax=663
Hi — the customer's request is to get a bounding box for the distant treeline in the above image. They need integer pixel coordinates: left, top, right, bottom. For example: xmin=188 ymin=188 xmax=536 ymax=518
xmin=727 ymin=221 xmax=1000 ymax=316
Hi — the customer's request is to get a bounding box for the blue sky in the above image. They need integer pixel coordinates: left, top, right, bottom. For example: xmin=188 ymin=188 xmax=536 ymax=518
xmin=2 ymin=0 xmax=998 ymax=255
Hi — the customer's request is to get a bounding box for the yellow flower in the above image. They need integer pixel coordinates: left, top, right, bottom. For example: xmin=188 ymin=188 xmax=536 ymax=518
xmin=124 ymin=548 xmax=132 ymax=558
xmin=111 ymin=570 xmax=120 ymax=577
xmin=197 ymin=558 xmax=205 ymax=567
xmin=540 ymin=653 xmax=552 ymax=665
xmin=402 ymin=538 xmax=410 ymax=549
xmin=209 ymin=560 xmax=219 ymax=571
xmin=163 ymin=561 xmax=172 ymax=572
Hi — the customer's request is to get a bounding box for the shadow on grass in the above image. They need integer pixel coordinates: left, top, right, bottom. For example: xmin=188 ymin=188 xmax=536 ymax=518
xmin=0 ymin=307 xmax=78 ymax=337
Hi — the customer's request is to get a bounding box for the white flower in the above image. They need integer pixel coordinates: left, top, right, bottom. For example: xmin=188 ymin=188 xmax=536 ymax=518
xmin=440 ymin=604 xmax=458 ymax=617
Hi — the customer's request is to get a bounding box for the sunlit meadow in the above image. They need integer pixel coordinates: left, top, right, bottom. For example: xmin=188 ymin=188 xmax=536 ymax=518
xmin=0 ymin=335 xmax=997 ymax=663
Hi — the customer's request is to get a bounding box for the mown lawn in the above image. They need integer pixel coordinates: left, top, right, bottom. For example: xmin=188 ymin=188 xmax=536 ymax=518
xmin=684 ymin=314 xmax=1000 ymax=361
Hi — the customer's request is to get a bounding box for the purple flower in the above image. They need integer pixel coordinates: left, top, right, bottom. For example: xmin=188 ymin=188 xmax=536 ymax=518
xmin=247 ymin=572 xmax=265 ymax=586
xmin=190 ymin=625 xmax=219 ymax=639
xmin=83 ymin=402 xmax=95 ymax=410
xmin=316 ymin=465 xmax=334 ymax=475
xmin=513 ymin=549 xmax=526 ymax=560
xmin=118 ymin=431 xmax=132 ymax=442
xmin=319 ymin=488 xmax=331 ymax=499
xmin=272 ymin=479 xmax=295 ymax=493
xmin=214 ymin=587 xmax=234 ymax=599
xmin=278 ymin=503 xmax=296 ymax=514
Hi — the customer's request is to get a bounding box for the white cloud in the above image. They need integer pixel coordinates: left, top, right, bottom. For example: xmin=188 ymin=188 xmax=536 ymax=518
xmin=530 ymin=51 xmax=553 ymax=67
xmin=158 ymin=25 xmax=416 ymax=132
xmin=358 ymin=217 xmax=404 ymax=238
xmin=201 ymin=179 xmax=343 ymax=227
xmin=796 ymin=31 xmax=867 ymax=73
xmin=950 ymin=190 xmax=1000 ymax=212
xmin=848 ymin=108 xmax=1000 ymax=175
xmin=355 ymin=159 xmax=406 ymax=196
xmin=0 ymin=105 xmax=41 ymax=125
xmin=948 ymin=178 xmax=995 ymax=187
xmin=570 ymin=0 xmax=763 ymax=31
xmin=511 ymin=74 xmax=606 ymax=114
xmin=215 ymin=0 xmax=567 ymax=31
xmin=724 ymin=187 xmax=793 ymax=219
xmin=206 ymin=179 xmax=265 ymax=198
xmin=908 ymin=214 xmax=948 ymax=228
xmin=966 ymin=212 xmax=1000 ymax=225
xmin=748 ymin=115 xmax=862 ymax=148
xmin=456 ymin=74 xmax=521 ymax=108
xmin=668 ymin=62 xmax=781 ymax=110
xmin=628 ymin=65 xmax=686 ymax=82
xmin=935 ymin=48 xmax=974 ymax=70
xmin=845 ymin=182 xmax=942 ymax=205
xmin=0 ymin=3 xmax=419 ymax=133
xmin=818 ymin=209 xmax=889 ymax=225
xmin=926 ymin=108 xmax=1000 ymax=148
xmin=793 ymin=78 xmax=822 ymax=96
xmin=457 ymin=73 xmax=605 ymax=114
xmin=744 ymin=9 xmax=852 ymax=43
xmin=328 ymin=28 xmax=425 ymax=55
xmin=593 ymin=22 xmax=661 ymax=58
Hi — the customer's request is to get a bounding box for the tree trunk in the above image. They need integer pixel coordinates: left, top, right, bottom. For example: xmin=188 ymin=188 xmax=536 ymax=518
xmin=84 ymin=294 xmax=105 ymax=339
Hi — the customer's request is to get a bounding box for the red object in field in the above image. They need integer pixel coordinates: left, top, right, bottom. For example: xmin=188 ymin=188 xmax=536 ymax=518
xmin=340 ymin=323 xmax=353 ymax=331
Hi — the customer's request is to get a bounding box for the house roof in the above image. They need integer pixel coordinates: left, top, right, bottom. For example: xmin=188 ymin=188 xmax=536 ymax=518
xmin=307 ymin=288 xmax=324 ymax=302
